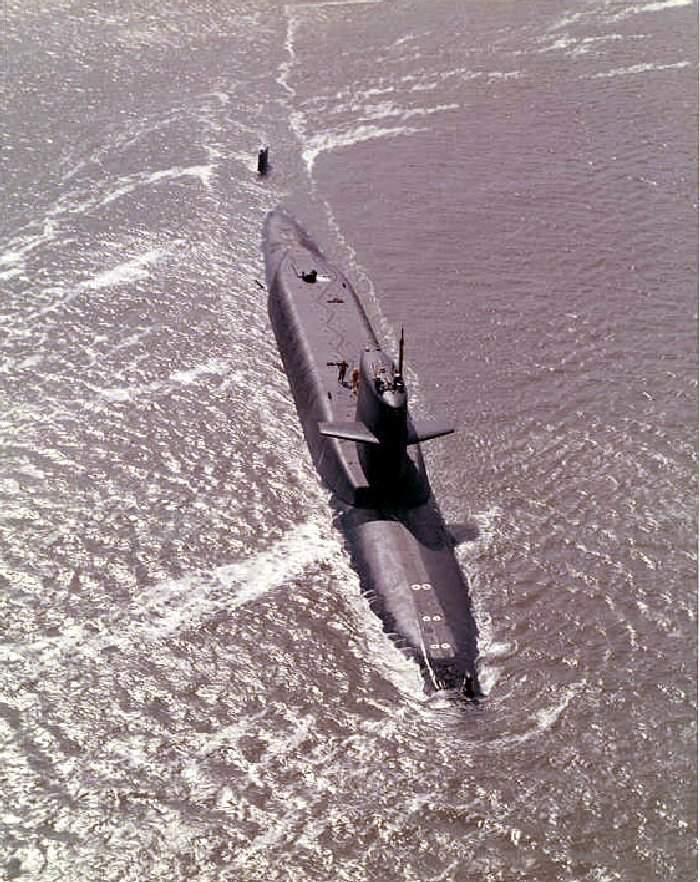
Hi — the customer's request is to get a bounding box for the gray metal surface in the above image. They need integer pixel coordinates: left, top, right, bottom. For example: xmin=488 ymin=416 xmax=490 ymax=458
xmin=263 ymin=209 xmax=479 ymax=696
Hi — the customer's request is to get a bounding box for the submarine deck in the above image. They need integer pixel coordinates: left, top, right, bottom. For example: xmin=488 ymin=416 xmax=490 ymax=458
xmin=264 ymin=212 xmax=479 ymax=689
xmin=269 ymin=241 xmax=426 ymax=506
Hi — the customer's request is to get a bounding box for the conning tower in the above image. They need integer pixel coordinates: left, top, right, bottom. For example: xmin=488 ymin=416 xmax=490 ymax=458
xmin=319 ymin=331 xmax=455 ymax=498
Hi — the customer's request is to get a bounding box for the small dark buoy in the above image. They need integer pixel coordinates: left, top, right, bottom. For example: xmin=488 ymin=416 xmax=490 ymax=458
xmin=257 ymin=146 xmax=269 ymax=176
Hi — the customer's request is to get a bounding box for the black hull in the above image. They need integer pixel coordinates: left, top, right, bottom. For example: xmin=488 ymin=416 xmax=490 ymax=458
xmin=263 ymin=209 xmax=480 ymax=696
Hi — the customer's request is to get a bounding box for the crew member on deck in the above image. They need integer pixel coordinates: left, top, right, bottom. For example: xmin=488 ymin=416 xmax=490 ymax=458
xmin=337 ymin=360 xmax=348 ymax=384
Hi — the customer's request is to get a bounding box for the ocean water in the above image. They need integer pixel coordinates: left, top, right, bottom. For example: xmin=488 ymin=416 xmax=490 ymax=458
xmin=1 ymin=1 xmax=697 ymax=880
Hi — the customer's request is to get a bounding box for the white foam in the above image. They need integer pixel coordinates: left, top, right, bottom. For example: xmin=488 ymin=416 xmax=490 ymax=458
xmin=0 ymin=217 xmax=58 ymax=272
xmin=94 ymin=361 xmax=233 ymax=403
xmin=547 ymin=11 xmax=585 ymax=31
xmin=0 ymin=248 xmax=27 ymax=269
xmin=539 ymin=36 xmax=583 ymax=53
xmin=540 ymin=27 xmax=668 ymax=59
xmin=454 ymin=505 xmax=503 ymax=696
xmin=81 ymin=248 xmax=168 ymax=290
xmin=392 ymin=32 xmax=418 ymax=48
xmin=357 ymin=101 xmax=461 ymax=124
xmin=282 ymin=2 xmax=418 ymax=175
xmin=23 ymin=246 xmax=170 ymax=321
xmin=0 ymin=266 xmax=24 ymax=281
xmin=169 ymin=358 xmax=229 ymax=385
xmin=301 ymin=123 xmax=426 ymax=174
xmin=127 ymin=520 xmax=342 ymax=642
xmin=588 ymin=60 xmax=690 ymax=78
xmin=290 ymin=0 xmax=381 ymax=6
xmin=535 ymin=682 xmax=585 ymax=731
xmin=570 ymin=33 xmax=648 ymax=57
xmin=2 ymin=160 xmax=209 ymax=287
xmin=100 ymin=164 xmax=214 ymax=206
xmin=486 ymin=70 xmax=522 ymax=81
xmin=410 ymin=81 xmax=438 ymax=92
xmin=277 ymin=16 xmax=296 ymax=95
xmin=401 ymin=67 xmax=520 ymax=91
xmin=95 ymin=380 xmax=170 ymax=402
xmin=111 ymin=328 xmax=153 ymax=353
xmin=301 ymin=123 xmax=419 ymax=173
xmin=605 ymin=0 xmax=693 ymax=22
xmin=148 ymin=164 xmax=214 ymax=189
xmin=7 ymin=520 xmax=343 ymax=674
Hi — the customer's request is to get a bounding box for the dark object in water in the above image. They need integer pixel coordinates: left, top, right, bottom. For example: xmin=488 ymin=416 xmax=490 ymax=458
xmin=257 ymin=146 xmax=269 ymax=176
xmin=262 ymin=209 xmax=480 ymax=699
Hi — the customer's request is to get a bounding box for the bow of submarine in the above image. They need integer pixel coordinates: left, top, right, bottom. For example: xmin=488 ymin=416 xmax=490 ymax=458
xmin=263 ymin=209 xmax=322 ymax=291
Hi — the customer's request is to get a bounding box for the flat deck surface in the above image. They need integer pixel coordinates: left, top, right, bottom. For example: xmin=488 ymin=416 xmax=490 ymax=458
xmin=279 ymin=246 xmax=379 ymax=491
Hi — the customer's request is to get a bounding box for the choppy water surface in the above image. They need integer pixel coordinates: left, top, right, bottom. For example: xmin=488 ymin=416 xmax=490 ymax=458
xmin=1 ymin=1 xmax=697 ymax=880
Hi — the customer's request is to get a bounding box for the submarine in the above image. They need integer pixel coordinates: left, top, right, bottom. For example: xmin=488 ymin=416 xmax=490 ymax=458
xmin=262 ymin=209 xmax=480 ymax=697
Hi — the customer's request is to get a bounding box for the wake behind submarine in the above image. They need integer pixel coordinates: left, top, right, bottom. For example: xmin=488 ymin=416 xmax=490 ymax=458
xmin=262 ymin=209 xmax=480 ymax=698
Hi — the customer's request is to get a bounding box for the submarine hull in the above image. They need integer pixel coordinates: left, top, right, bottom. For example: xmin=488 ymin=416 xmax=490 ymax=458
xmin=263 ymin=209 xmax=479 ymax=696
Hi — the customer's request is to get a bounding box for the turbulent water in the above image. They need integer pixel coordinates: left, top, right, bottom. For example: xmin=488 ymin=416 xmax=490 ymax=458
xmin=1 ymin=1 xmax=697 ymax=880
